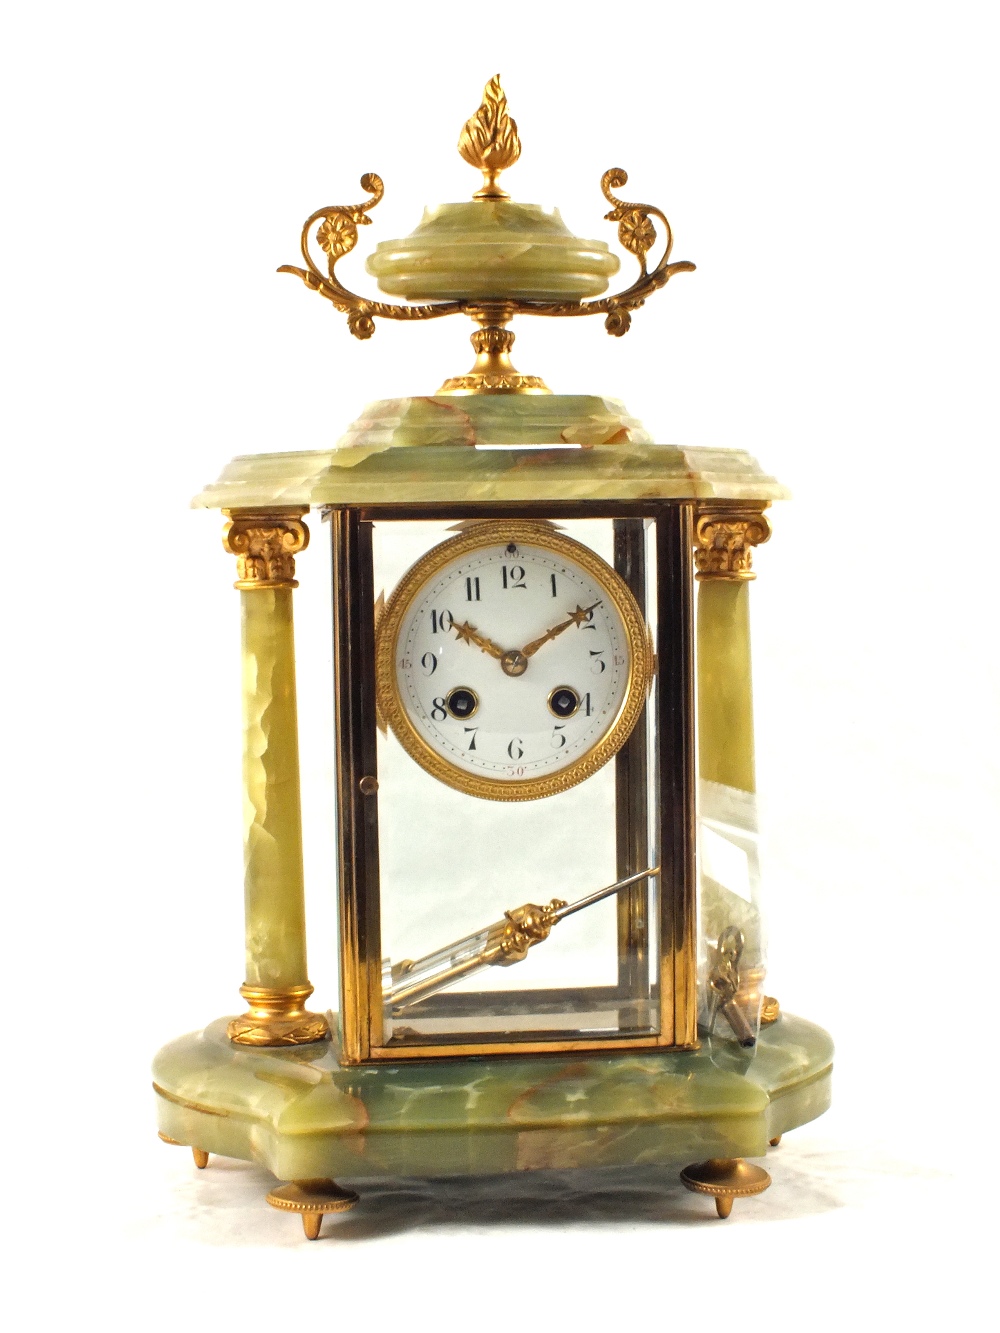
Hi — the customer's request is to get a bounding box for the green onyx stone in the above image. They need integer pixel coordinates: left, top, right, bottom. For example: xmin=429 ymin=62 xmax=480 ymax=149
xmin=698 ymin=579 xmax=757 ymax=794
xmin=239 ymin=587 xmax=308 ymax=988
xmin=366 ymin=201 xmax=620 ymax=302
xmin=153 ymin=1014 xmax=832 ymax=1182
xmin=193 ymin=396 xmax=788 ymax=510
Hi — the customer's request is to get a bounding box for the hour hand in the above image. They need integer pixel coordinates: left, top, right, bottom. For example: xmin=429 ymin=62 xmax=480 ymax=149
xmin=522 ymin=601 xmax=602 ymax=657
xmin=452 ymin=619 xmax=505 ymax=660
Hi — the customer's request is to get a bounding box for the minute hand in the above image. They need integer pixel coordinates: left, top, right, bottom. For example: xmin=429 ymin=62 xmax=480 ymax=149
xmin=521 ymin=601 xmax=602 ymax=657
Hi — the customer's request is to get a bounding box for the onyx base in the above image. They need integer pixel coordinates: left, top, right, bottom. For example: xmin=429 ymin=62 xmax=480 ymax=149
xmin=153 ymin=1014 xmax=831 ymax=1183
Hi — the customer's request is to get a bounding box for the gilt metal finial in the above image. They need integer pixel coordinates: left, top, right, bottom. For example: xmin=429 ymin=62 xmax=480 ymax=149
xmin=458 ymin=74 xmax=521 ymax=200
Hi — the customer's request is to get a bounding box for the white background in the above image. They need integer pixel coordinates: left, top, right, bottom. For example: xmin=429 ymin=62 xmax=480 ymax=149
xmin=4 ymin=1 xmax=998 ymax=1328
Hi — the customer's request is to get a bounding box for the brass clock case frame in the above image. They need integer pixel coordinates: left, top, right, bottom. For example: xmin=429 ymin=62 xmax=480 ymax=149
xmin=374 ymin=521 xmax=654 ymax=802
xmin=332 ymin=503 xmax=697 ymax=1064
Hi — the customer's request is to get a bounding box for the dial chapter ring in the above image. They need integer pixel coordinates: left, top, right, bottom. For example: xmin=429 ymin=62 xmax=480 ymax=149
xmin=374 ymin=520 xmax=653 ymax=802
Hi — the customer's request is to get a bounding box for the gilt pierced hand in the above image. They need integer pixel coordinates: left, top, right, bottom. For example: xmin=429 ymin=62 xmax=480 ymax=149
xmin=451 ymin=619 xmax=505 ymax=660
xmin=521 ymin=602 xmax=602 ymax=657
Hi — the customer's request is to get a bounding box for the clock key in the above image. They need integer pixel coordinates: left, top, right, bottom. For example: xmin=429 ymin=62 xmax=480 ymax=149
xmin=708 ymin=926 xmax=756 ymax=1048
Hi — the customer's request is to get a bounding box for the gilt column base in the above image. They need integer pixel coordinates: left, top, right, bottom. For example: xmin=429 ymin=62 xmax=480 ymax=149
xmin=226 ymin=983 xmax=330 ymax=1047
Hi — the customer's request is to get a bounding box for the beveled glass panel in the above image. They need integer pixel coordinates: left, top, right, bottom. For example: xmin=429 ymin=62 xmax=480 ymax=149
xmin=370 ymin=516 xmax=659 ymax=1047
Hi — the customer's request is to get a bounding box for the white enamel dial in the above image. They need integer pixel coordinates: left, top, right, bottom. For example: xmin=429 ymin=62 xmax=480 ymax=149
xmin=375 ymin=523 xmax=651 ymax=801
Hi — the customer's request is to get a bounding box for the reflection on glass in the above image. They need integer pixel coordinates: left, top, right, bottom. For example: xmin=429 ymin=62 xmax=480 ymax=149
xmin=698 ymin=780 xmax=766 ymax=1050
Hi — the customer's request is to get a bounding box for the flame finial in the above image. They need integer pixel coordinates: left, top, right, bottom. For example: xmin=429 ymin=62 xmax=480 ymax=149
xmin=458 ymin=75 xmax=521 ymax=200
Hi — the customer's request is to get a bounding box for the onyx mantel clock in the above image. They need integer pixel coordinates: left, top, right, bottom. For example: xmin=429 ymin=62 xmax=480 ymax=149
xmin=153 ymin=76 xmax=832 ymax=1238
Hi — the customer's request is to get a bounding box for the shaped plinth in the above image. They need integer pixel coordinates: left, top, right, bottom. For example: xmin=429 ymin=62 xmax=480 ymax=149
xmin=153 ymin=1013 xmax=831 ymax=1183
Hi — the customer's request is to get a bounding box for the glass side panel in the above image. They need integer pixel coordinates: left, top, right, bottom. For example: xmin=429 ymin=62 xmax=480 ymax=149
xmin=371 ymin=516 xmax=659 ymax=1047
xmin=695 ymin=577 xmax=767 ymax=1053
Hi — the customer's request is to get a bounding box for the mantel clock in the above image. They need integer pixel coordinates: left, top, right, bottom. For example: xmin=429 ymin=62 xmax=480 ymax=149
xmin=153 ymin=77 xmax=833 ymax=1238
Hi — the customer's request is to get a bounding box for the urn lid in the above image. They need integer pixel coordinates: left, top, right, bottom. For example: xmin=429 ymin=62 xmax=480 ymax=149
xmin=366 ymin=199 xmax=619 ymax=304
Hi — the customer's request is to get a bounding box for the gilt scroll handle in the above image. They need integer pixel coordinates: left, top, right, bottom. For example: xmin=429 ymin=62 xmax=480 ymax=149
xmin=526 ymin=169 xmax=696 ymax=336
xmin=278 ymin=168 xmax=694 ymax=341
xmin=278 ymin=173 xmax=463 ymax=339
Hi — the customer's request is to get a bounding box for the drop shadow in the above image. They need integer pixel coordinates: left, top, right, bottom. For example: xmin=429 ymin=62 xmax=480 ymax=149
xmin=327 ymin=1160 xmax=846 ymax=1242
xmin=169 ymin=1145 xmax=849 ymax=1247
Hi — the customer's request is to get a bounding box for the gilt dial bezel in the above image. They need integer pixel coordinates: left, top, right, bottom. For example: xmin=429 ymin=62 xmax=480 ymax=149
xmin=374 ymin=521 xmax=653 ymax=801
